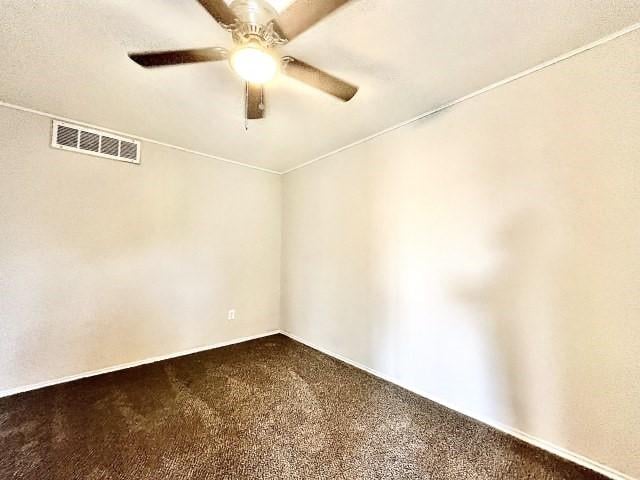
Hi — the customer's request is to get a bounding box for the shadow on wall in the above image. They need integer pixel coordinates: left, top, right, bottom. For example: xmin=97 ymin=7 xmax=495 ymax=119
xmin=453 ymin=209 xmax=564 ymax=438
xmin=352 ymin=142 xmax=515 ymax=424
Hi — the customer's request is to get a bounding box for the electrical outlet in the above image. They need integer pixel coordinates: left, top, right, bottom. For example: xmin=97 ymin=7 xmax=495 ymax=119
xmin=227 ymin=309 xmax=236 ymax=321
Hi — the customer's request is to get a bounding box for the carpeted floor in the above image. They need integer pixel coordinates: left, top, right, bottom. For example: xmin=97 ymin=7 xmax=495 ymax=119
xmin=0 ymin=334 xmax=606 ymax=479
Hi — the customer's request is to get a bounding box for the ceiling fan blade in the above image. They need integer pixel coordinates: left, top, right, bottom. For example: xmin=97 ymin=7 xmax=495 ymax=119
xmin=282 ymin=57 xmax=358 ymax=102
xmin=129 ymin=47 xmax=228 ymax=68
xmin=246 ymin=82 xmax=265 ymax=120
xmin=273 ymin=0 xmax=353 ymax=41
xmin=197 ymin=0 xmax=237 ymax=27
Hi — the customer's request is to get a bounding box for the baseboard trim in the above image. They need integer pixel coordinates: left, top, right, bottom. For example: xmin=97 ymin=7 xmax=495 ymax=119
xmin=2 ymin=329 xmax=634 ymax=479
xmin=0 ymin=330 xmax=281 ymax=399
xmin=280 ymin=330 xmax=636 ymax=480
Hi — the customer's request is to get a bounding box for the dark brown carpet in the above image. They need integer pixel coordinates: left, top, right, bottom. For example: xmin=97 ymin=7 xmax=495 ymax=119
xmin=0 ymin=334 xmax=606 ymax=479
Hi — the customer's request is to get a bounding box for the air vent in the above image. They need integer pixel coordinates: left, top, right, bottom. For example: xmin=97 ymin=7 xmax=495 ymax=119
xmin=56 ymin=125 xmax=79 ymax=147
xmin=100 ymin=136 xmax=119 ymax=156
xmin=79 ymin=131 xmax=99 ymax=152
xmin=119 ymin=141 xmax=138 ymax=160
xmin=51 ymin=120 xmax=140 ymax=164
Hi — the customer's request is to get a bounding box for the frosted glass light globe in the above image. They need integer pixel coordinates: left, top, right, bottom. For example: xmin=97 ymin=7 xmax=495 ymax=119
xmin=230 ymin=45 xmax=278 ymax=84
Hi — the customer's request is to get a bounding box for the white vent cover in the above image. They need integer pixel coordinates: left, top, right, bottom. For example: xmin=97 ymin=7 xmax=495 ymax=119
xmin=51 ymin=120 xmax=140 ymax=164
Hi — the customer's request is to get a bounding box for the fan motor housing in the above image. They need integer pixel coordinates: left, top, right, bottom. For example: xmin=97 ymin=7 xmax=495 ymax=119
xmin=230 ymin=0 xmax=277 ymax=26
xmin=229 ymin=0 xmax=285 ymax=47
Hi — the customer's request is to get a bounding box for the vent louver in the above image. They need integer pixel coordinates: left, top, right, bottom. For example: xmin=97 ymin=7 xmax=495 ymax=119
xmin=51 ymin=120 xmax=140 ymax=164
xmin=56 ymin=125 xmax=79 ymax=147
xmin=119 ymin=141 xmax=138 ymax=160
xmin=79 ymin=131 xmax=100 ymax=152
xmin=100 ymin=136 xmax=119 ymax=156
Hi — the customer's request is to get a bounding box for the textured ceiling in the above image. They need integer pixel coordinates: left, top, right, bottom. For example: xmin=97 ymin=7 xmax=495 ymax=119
xmin=1 ymin=0 xmax=639 ymax=172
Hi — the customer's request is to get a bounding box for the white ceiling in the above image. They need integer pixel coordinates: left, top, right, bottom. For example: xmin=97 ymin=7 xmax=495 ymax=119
xmin=1 ymin=0 xmax=639 ymax=172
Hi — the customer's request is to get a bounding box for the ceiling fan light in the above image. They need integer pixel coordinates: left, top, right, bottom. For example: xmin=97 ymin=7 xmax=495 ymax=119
xmin=230 ymin=45 xmax=278 ymax=84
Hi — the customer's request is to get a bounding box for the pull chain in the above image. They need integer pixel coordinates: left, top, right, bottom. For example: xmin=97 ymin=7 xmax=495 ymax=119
xmin=244 ymin=82 xmax=249 ymax=131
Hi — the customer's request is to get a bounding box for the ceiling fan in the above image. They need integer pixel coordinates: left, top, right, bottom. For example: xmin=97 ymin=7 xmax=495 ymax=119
xmin=128 ymin=0 xmax=359 ymax=125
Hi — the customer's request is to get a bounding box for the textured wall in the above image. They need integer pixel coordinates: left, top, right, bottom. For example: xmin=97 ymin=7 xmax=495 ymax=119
xmin=282 ymin=30 xmax=640 ymax=477
xmin=0 ymin=108 xmax=281 ymax=392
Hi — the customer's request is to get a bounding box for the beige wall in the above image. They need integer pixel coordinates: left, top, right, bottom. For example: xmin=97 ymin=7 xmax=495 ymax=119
xmin=282 ymin=30 xmax=640 ymax=477
xmin=0 ymin=108 xmax=281 ymax=392
xmin=1 ymin=23 xmax=638 ymax=480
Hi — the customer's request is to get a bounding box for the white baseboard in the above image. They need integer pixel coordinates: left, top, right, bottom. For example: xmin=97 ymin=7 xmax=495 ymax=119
xmin=2 ymin=328 xmax=634 ymax=480
xmin=0 ymin=330 xmax=281 ymax=399
xmin=280 ymin=330 xmax=636 ymax=480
